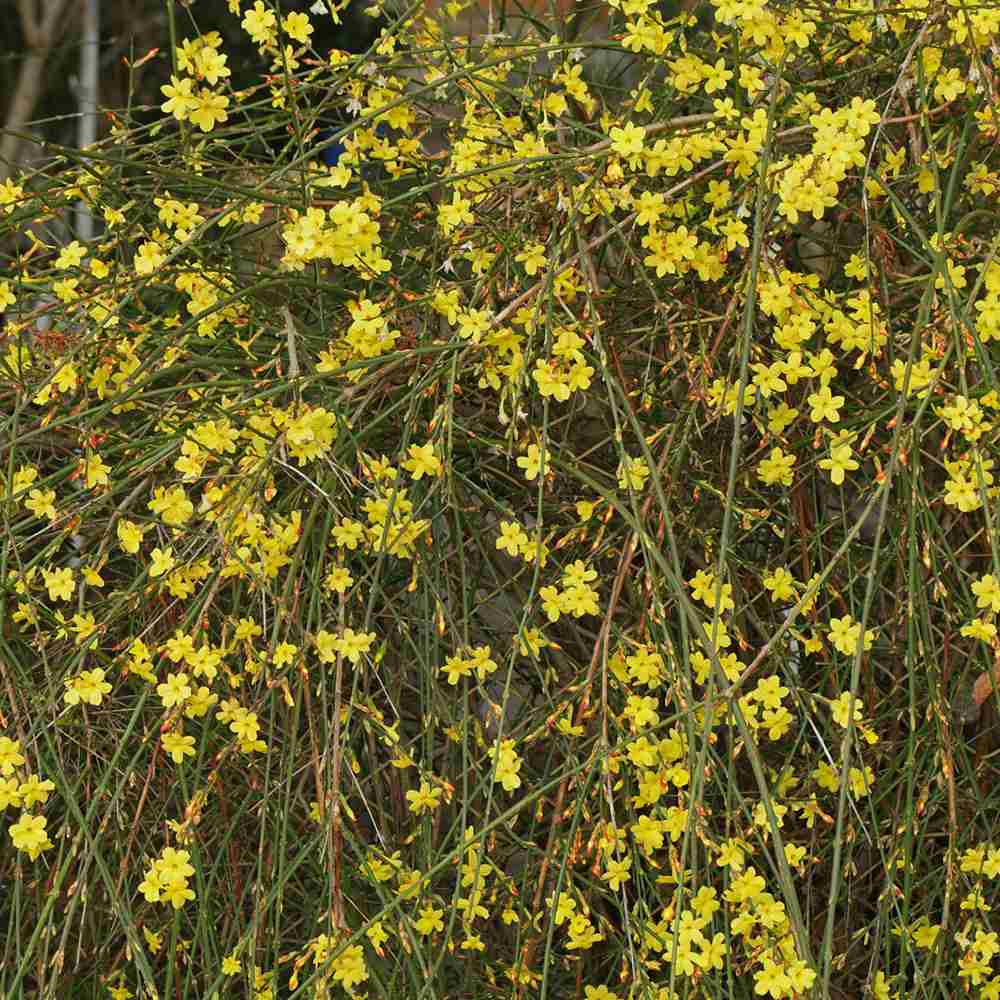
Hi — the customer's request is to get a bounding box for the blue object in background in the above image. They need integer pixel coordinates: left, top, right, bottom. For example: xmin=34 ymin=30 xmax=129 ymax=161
xmin=316 ymin=127 xmax=348 ymax=167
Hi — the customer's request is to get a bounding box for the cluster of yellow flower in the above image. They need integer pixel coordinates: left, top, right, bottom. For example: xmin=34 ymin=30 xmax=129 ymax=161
xmin=439 ymin=645 xmax=498 ymax=685
xmin=1 ymin=736 xmax=56 ymax=861
xmin=539 ymin=559 xmax=602 ymax=622
xmin=138 ymin=846 xmax=197 ymax=909
xmin=280 ymin=196 xmax=387 ymax=274
xmin=487 ymin=737 xmax=524 ymax=791
xmin=295 ymin=935 xmax=369 ymax=992
xmin=943 ymin=454 xmax=998 ymax=513
xmin=160 ymin=33 xmax=232 ymax=132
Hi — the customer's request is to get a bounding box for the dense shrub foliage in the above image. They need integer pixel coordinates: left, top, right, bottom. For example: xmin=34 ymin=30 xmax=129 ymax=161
xmin=3 ymin=0 xmax=1000 ymax=997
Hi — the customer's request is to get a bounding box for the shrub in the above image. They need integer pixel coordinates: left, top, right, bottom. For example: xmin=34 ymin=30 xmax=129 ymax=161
xmin=3 ymin=0 xmax=1000 ymax=997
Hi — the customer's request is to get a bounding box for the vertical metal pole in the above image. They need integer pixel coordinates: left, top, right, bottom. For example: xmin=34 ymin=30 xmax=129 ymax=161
xmin=76 ymin=0 xmax=100 ymax=241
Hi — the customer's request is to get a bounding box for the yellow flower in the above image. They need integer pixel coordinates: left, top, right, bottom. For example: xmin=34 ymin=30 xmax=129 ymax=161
xmin=157 ymin=672 xmax=192 ymax=709
xmin=117 ymin=519 xmax=146 ymax=554
xmin=18 ymin=774 xmax=55 ymax=807
xmin=515 ymin=243 xmax=546 ymax=276
xmin=961 ymin=618 xmax=998 ymax=643
xmin=618 ymin=455 xmax=650 ymax=491
xmin=188 ymin=90 xmax=230 ymax=132
xmin=584 ymin=987 xmax=619 ymax=1000
xmin=496 ymin=520 xmax=528 ymax=556
xmin=330 ymin=942 xmax=368 ymax=989
xmin=716 ymin=838 xmax=746 ymax=870
xmin=437 ymin=192 xmax=473 ymax=236
xmin=56 ymin=241 xmax=86 ymax=269
xmin=334 ymin=628 xmax=375 ymax=665
xmin=402 ymin=442 xmax=443 ymax=480
xmin=9 ymin=813 xmax=53 ymax=859
xmin=0 ymin=736 xmax=26 ymax=775
xmin=24 ymin=488 xmax=57 ymax=521
xmin=763 ymin=567 xmax=796 ymax=601
xmin=517 ymin=443 xmax=546 ymax=482
xmin=441 ymin=654 xmax=473 ymax=685
xmin=807 ymin=385 xmax=845 ymax=423
xmin=242 ymin=0 xmax=278 ymax=45
xmin=631 ymin=814 xmax=665 ymax=855
xmin=331 ymin=518 xmax=365 ymax=549
xmin=488 ymin=739 xmax=523 ymax=792
xmin=360 ymin=917 xmax=389 ymax=952
xmin=43 ymin=567 xmax=75 ymax=602
xmin=602 ymin=855 xmax=632 ymax=890
xmin=406 ymin=780 xmax=442 ymax=815
xmin=609 ymin=122 xmax=645 ymax=161
xmin=819 ymin=443 xmax=859 ymax=485
xmin=160 ymin=75 xmax=197 ymax=120
xmin=323 ymin=565 xmax=353 ymax=594
xmin=912 ymin=922 xmax=941 ymax=949
xmin=162 ymin=731 xmax=196 ymax=764
xmin=149 ymin=547 xmax=176 ymax=578
xmin=830 ymin=690 xmax=864 ymax=728
xmin=161 ymin=878 xmax=196 ymax=909
xmin=566 ymin=913 xmax=604 ymax=950
xmin=784 ymin=843 xmax=807 ymax=867
xmin=63 ymin=668 xmax=112 ymax=707
xmin=757 ymin=447 xmax=796 ymax=487
xmin=148 ymin=485 xmax=194 ymax=526
xmin=828 ymin=615 xmax=874 ymax=656
xmin=133 ymin=241 xmax=165 ymax=276
xmin=271 ymin=642 xmax=296 ymax=667
xmin=80 ymin=453 xmax=111 ymax=489
xmin=0 ymin=778 xmax=22 ymax=809
xmin=849 ymin=765 xmax=873 ymax=797
xmin=751 ymin=675 xmax=788 ymax=710
xmin=282 ymin=10 xmax=313 ymax=42
xmin=972 ymin=574 xmax=1000 ymax=614
xmin=414 ymin=904 xmax=444 ymax=935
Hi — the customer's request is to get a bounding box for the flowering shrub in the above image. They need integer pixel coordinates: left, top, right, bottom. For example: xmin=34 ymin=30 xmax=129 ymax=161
xmin=3 ymin=0 xmax=1000 ymax=997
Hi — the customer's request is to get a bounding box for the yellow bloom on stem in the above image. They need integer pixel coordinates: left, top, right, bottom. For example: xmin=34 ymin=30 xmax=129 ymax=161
xmin=160 ymin=76 xmax=197 ymax=120
xmin=157 ymin=672 xmax=192 ymax=709
xmin=402 ymin=442 xmax=443 ymax=480
xmin=9 ymin=813 xmax=53 ymax=859
xmin=43 ymin=567 xmax=75 ymax=602
xmin=602 ymin=855 xmax=632 ymax=890
xmin=819 ymin=443 xmax=859 ymax=485
xmin=807 ymin=385 xmax=845 ymax=423
xmin=517 ymin=443 xmax=546 ymax=482
xmin=757 ymin=447 xmax=796 ymax=487
xmin=0 ymin=736 xmax=25 ymax=775
xmin=25 ymin=488 xmax=57 ymax=521
xmin=149 ymin=547 xmax=175 ymax=578
xmin=162 ymin=731 xmax=196 ymax=764
xmin=242 ymin=0 xmax=278 ymax=45
xmin=334 ymin=628 xmax=375 ymax=664
xmin=63 ymin=668 xmax=112 ymax=707
xmin=972 ymin=574 xmax=1000 ymax=614
xmin=18 ymin=774 xmax=54 ymax=807
xmin=406 ymin=780 xmax=442 ymax=815
xmin=414 ymin=904 xmax=444 ymax=935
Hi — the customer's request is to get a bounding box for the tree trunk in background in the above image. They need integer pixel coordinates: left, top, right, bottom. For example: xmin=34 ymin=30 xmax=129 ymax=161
xmin=1 ymin=0 xmax=75 ymax=180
